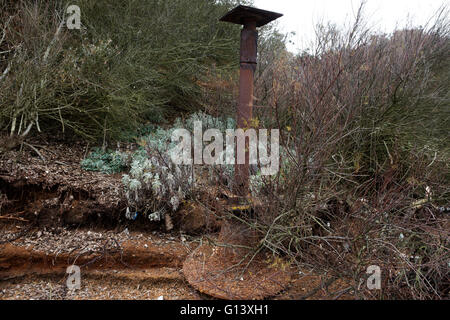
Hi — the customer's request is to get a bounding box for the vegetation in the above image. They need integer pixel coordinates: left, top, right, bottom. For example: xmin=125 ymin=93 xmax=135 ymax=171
xmin=1 ymin=0 xmax=448 ymax=300
xmin=122 ymin=112 xmax=236 ymax=223
xmin=0 ymin=0 xmax=247 ymax=140
xmin=245 ymin=4 xmax=450 ymax=299
xmin=81 ymin=148 xmax=130 ymax=174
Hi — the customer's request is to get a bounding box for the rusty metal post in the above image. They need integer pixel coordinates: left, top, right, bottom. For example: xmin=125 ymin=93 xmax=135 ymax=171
xmin=220 ymin=6 xmax=282 ymax=197
xmin=235 ymin=19 xmax=257 ymax=196
xmin=182 ymin=7 xmax=288 ymax=301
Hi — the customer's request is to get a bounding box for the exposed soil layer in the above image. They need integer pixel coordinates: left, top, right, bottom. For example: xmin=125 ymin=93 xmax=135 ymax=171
xmin=0 ymin=233 xmax=189 ymax=276
xmin=0 ymin=226 xmax=204 ymax=300
xmin=0 ymin=135 xmax=222 ymax=233
xmin=0 ymin=223 xmax=355 ymax=300
xmin=0 ymin=137 xmax=127 ymax=229
xmin=0 ymin=137 xmax=354 ymax=300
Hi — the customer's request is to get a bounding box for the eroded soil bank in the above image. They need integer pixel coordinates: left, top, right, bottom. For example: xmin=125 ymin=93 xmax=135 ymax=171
xmin=0 ymin=226 xmax=202 ymax=300
xmin=0 ymin=137 xmax=352 ymax=300
xmin=0 ymin=224 xmax=351 ymax=300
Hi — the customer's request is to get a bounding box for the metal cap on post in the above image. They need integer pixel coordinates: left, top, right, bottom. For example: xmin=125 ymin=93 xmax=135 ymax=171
xmin=219 ymin=5 xmax=283 ymax=27
xmin=182 ymin=6 xmax=289 ymax=300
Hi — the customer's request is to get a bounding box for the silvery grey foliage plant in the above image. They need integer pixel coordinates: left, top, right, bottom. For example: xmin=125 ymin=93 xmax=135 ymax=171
xmin=122 ymin=112 xmax=236 ymax=222
xmin=122 ymin=139 xmax=193 ymax=222
xmin=122 ymin=112 xmax=287 ymax=221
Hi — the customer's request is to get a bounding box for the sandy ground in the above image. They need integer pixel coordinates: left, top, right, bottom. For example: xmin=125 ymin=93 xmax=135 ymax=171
xmin=0 ymin=226 xmax=203 ymax=300
xmin=0 ymin=225 xmax=355 ymax=300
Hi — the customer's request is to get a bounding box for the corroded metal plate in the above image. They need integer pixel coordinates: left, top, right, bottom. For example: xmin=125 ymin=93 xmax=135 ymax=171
xmin=220 ymin=5 xmax=283 ymax=27
xmin=183 ymin=221 xmax=291 ymax=300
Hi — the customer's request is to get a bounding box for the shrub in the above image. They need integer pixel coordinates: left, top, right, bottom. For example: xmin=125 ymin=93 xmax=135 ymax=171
xmin=0 ymin=0 xmax=246 ymax=140
xmin=121 ymin=112 xmax=236 ymax=222
xmin=81 ymin=148 xmax=130 ymax=174
xmin=235 ymin=3 xmax=450 ymax=299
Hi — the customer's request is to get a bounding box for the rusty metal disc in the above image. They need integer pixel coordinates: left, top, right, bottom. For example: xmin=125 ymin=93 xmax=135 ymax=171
xmin=183 ymin=220 xmax=291 ymax=300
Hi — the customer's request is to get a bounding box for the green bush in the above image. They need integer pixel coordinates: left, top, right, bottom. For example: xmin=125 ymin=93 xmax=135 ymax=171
xmin=0 ymin=0 xmax=247 ymax=140
xmin=81 ymin=148 xmax=130 ymax=174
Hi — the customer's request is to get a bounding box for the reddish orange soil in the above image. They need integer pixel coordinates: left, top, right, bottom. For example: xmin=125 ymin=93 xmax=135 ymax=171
xmin=0 ymin=225 xmax=355 ymax=300
xmin=0 ymin=138 xmax=354 ymax=300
